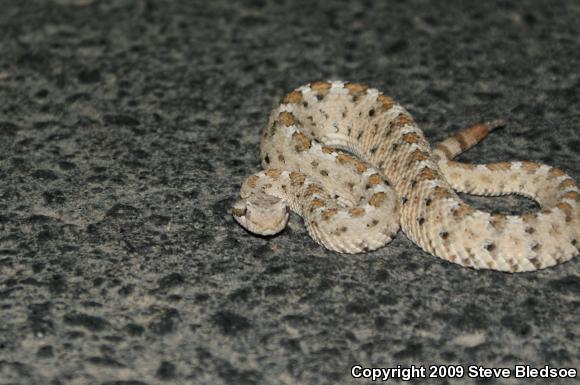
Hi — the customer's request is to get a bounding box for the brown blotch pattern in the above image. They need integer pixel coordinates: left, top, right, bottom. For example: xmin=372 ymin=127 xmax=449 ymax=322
xmin=556 ymin=202 xmax=573 ymax=222
xmin=355 ymin=161 xmax=368 ymax=173
xmin=278 ymin=111 xmax=297 ymax=126
xmin=522 ymin=162 xmax=540 ymax=172
xmin=396 ymin=114 xmax=414 ymax=126
xmin=289 ymin=172 xmax=306 ymax=186
xmin=559 ymin=179 xmax=577 ymax=189
xmin=411 ymin=149 xmax=429 ymax=162
xmin=321 ymin=146 xmax=334 ymax=154
xmin=349 ymin=208 xmax=365 ymax=217
xmin=337 ymin=153 xmax=355 ymax=165
xmin=401 ymin=132 xmax=421 ymax=144
xmin=311 ymin=199 xmax=324 ymax=208
xmin=417 ymin=167 xmax=438 ymax=181
xmin=562 ymin=191 xmax=580 ymax=202
xmin=378 ymin=95 xmax=394 ymax=110
xmin=368 ymin=174 xmax=382 ymax=186
xmin=265 ymin=170 xmax=281 ymax=179
xmin=292 ymin=131 xmax=312 ymax=152
xmin=310 ymin=81 xmax=331 ymax=92
xmin=344 ymin=82 xmax=368 ymax=96
xmin=433 ymin=186 xmax=453 ymax=199
xmin=282 ymin=90 xmax=302 ymax=104
xmin=307 ymin=184 xmax=323 ymax=194
xmin=321 ymin=208 xmax=338 ymax=220
xmin=452 ymin=203 xmax=475 ymax=218
xmin=485 ymin=162 xmax=512 ymax=171
xmin=247 ymin=175 xmax=259 ymax=188
xmin=548 ymin=167 xmax=566 ymax=177
xmin=489 ymin=214 xmax=507 ymax=230
xmin=304 ymin=184 xmax=324 ymax=197
xmin=369 ymin=192 xmax=386 ymax=207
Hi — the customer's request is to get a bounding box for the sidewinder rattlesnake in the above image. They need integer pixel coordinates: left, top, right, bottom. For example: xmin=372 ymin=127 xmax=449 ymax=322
xmin=232 ymin=81 xmax=579 ymax=272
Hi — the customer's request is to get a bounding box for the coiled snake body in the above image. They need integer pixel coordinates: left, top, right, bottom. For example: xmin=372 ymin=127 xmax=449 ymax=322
xmin=233 ymin=81 xmax=579 ymax=272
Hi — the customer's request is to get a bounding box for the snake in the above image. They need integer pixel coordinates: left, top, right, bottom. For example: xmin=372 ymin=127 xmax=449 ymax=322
xmin=232 ymin=81 xmax=579 ymax=272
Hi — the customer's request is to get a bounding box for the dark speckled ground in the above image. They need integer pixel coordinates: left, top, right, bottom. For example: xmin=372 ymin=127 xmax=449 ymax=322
xmin=0 ymin=1 xmax=579 ymax=384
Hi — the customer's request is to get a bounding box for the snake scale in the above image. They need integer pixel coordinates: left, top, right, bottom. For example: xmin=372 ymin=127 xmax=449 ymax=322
xmin=233 ymin=81 xmax=580 ymax=272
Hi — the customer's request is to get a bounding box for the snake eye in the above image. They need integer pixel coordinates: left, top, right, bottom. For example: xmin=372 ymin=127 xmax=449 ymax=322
xmin=232 ymin=202 xmax=247 ymax=217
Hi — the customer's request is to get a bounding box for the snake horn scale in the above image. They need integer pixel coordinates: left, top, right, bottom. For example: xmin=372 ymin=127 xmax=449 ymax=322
xmin=232 ymin=81 xmax=580 ymax=272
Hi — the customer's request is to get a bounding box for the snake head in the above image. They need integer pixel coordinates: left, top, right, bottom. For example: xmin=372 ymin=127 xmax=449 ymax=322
xmin=232 ymin=192 xmax=289 ymax=235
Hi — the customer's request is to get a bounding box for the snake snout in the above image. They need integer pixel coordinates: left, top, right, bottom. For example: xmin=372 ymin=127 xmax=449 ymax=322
xmin=232 ymin=194 xmax=289 ymax=236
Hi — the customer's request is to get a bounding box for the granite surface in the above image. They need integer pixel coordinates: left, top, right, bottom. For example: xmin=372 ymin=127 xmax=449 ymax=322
xmin=0 ymin=0 xmax=579 ymax=384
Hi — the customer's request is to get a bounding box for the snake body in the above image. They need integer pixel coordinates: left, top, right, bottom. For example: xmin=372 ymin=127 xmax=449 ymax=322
xmin=233 ymin=81 xmax=580 ymax=272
